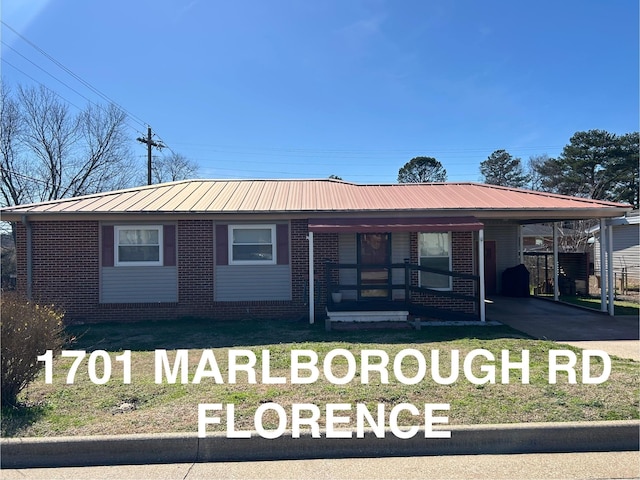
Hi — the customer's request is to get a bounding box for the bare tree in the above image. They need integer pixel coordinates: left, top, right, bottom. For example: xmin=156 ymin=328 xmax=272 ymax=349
xmin=18 ymin=85 xmax=80 ymax=201
xmin=527 ymin=154 xmax=552 ymax=191
xmin=148 ymin=152 xmax=199 ymax=184
xmin=71 ymin=103 xmax=132 ymax=195
xmin=0 ymin=83 xmax=30 ymax=207
xmin=0 ymin=83 xmax=135 ymax=207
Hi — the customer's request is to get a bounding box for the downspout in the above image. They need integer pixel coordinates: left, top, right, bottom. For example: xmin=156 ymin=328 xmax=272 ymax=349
xmin=607 ymin=222 xmax=614 ymax=316
xmin=553 ymin=222 xmax=559 ymax=301
xmin=478 ymin=228 xmax=486 ymax=322
xmin=599 ymin=218 xmax=607 ymax=312
xmin=21 ymin=215 xmax=33 ymax=300
xmin=308 ymin=231 xmax=315 ymax=324
xmin=519 ymin=225 xmax=524 ymax=264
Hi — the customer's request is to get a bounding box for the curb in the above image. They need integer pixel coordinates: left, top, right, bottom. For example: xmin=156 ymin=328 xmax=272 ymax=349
xmin=1 ymin=421 xmax=638 ymax=468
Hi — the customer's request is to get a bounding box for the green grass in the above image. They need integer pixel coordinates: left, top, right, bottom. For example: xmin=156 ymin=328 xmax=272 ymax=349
xmin=2 ymin=318 xmax=638 ymax=438
xmin=559 ymin=295 xmax=640 ymax=316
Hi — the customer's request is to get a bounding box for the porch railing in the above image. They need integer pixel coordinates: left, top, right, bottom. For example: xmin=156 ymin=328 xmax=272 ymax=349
xmin=324 ymin=259 xmax=481 ymax=318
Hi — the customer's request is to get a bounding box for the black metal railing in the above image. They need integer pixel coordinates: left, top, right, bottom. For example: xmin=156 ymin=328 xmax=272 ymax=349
xmin=324 ymin=259 xmax=481 ymax=318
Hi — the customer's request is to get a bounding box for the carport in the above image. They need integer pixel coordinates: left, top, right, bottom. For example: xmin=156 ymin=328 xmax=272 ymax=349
xmin=486 ymin=296 xmax=640 ymax=360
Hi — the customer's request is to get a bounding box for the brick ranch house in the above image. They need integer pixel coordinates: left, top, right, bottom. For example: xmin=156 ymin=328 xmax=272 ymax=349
xmin=1 ymin=179 xmax=630 ymax=324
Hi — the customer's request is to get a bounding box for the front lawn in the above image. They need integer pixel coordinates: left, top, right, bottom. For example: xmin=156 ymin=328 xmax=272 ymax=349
xmin=2 ymin=318 xmax=638 ymax=437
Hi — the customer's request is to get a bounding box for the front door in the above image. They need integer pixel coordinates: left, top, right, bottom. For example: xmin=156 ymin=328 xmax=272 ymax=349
xmin=484 ymin=240 xmax=497 ymax=295
xmin=358 ymin=233 xmax=391 ymax=300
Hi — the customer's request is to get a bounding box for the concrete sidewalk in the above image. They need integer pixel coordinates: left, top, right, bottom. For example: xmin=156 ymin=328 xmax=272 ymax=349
xmin=3 ymin=452 xmax=640 ymax=480
xmin=2 ymin=421 xmax=638 ymax=469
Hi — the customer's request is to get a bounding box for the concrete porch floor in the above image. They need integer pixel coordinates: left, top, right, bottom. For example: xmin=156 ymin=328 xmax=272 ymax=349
xmin=486 ymin=296 xmax=639 ymax=361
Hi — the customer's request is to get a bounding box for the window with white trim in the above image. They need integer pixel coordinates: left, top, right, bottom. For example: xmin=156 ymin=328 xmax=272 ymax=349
xmin=115 ymin=225 xmax=163 ymax=266
xmin=229 ymin=225 xmax=276 ymax=265
xmin=418 ymin=232 xmax=452 ymax=290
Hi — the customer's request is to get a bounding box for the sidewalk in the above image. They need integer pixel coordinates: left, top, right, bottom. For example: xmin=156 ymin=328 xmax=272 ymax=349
xmin=2 ymin=451 xmax=639 ymax=480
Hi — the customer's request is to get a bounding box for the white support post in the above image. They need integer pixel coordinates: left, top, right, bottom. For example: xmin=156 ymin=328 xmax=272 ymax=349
xmin=519 ymin=224 xmax=524 ymax=264
xmin=599 ymin=218 xmax=607 ymax=312
xmin=607 ymin=223 xmax=614 ymax=316
xmin=308 ymin=231 xmax=315 ymax=324
xmin=479 ymin=229 xmax=486 ymax=322
xmin=553 ymin=222 xmax=559 ymax=301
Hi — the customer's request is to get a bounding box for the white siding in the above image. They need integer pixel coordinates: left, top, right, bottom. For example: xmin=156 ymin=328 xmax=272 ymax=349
xmin=484 ymin=222 xmax=520 ymax=293
xmin=391 ymin=232 xmax=410 ymax=300
xmin=215 ymin=265 xmax=291 ymax=301
xmin=101 ymin=266 xmax=177 ymax=303
xmin=338 ymin=234 xmax=358 ymax=300
xmin=593 ymin=223 xmax=640 ymax=283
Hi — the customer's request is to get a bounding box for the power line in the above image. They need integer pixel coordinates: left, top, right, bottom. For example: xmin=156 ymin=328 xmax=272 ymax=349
xmin=1 ymin=21 xmax=148 ymax=129
xmin=0 ymin=167 xmax=49 ymax=185
xmin=1 ymin=58 xmax=144 ymax=137
xmin=1 ymin=21 xmax=177 ymax=156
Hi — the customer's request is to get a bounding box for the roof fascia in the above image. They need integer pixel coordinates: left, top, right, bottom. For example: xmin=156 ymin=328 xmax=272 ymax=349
xmin=2 ymin=206 xmax=631 ymax=223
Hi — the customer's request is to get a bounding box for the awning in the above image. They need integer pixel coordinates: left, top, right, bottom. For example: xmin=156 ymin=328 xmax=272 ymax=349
xmin=308 ymin=216 xmax=484 ymax=233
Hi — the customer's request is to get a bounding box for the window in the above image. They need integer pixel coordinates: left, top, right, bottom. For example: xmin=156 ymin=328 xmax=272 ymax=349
xmin=419 ymin=232 xmax=451 ymax=290
xmin=229 ymin=225 xmax=276 ymax=265
xmin=115 ymin=226 xmax=163 ymax=266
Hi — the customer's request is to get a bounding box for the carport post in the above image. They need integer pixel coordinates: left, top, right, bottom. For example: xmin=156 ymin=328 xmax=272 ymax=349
xmin=607 ymin=222 xmax=615 ymax=316
xmin=479 ymin=228 xmax=486 ymax=322
xmin=553 ymin=222 xmax=559 ymax=301
xmin=308 ymin=231 xmax=315 ymax=324
xmin=599 ymin=218 xmax=607 ymax=312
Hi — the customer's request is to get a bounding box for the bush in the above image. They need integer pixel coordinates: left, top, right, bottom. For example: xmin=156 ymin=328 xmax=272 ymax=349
xmin=1 ymin=296 xmax=65 ymax=407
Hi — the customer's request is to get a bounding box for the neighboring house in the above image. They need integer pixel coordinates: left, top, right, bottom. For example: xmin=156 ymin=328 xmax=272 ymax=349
xmin=589 ymin=211 xmax=640 ymax=289
xmin=1 ymin=179 xmax=630 ymax=324
xmin=521 ymin=223 xmax=584 ymax=252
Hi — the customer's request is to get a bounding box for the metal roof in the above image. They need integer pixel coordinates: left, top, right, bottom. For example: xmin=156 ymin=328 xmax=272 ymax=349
xmin=0 ymin=179 xmax=632 ymax=220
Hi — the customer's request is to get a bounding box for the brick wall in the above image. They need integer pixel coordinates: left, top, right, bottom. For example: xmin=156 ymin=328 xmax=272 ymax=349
xmin=15 ymin=219 xmax=314 ymax=324
xmin=14 ymin=219 xmax=478 ymax=323
xmin=311 ymin=231 xmax=339 ymax=314
xmin=409 ymin=231 xmax=477 ymax=314
xmin=15 ymin=220 xmax=100 ymax=319
xmin=177 ymin=219 xmax=214 ymax=316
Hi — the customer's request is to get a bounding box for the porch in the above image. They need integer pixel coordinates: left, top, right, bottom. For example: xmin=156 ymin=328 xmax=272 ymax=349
xmin=323 ymin=260 xmax=482 ymax=329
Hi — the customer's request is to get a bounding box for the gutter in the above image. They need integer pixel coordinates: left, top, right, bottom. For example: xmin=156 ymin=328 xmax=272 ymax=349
xmin=21 ymin=215 xmax=32 ymax=300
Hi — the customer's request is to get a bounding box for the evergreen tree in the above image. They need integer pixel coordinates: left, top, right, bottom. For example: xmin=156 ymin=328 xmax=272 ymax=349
xmin=533 ymin=129 xmax=638 ymax=208
xmin=479 ymin=150 xmax=530 ymax=188
xmin=398 ymin=157 xmax=447 ymax=183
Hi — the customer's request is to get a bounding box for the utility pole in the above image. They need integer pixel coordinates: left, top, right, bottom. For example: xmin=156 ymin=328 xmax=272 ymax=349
xmin=136 ymin=126 xmax=165 ymax=185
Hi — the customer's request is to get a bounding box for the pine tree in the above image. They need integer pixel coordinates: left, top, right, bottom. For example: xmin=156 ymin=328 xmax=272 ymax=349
xmin=480 ymin=150 xmax=530 ymax=188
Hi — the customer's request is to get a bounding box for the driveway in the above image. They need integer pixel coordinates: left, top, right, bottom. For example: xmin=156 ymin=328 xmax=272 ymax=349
xmin=486 ymin=296 xmax=639 ymax=361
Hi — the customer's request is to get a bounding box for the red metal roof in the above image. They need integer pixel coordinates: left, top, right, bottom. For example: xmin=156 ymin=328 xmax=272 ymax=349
xmin=0 ymin=179 xmax=631 ymax=220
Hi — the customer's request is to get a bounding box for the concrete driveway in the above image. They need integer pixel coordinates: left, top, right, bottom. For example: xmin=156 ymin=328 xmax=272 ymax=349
xmin=486 ymin=296 xmax=639 ymax=361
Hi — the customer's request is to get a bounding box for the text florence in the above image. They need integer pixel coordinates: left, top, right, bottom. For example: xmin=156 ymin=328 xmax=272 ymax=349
xmin=198 ymin=402 xmax=451 ymax=439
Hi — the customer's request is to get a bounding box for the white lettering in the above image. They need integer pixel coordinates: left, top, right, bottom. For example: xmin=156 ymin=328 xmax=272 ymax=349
xmin=549 ymin=350 xmax=577 ymax=384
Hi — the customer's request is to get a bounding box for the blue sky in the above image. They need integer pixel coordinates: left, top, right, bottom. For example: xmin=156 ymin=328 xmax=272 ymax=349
xmin=2 ymin=0 xmax=638 ymax=184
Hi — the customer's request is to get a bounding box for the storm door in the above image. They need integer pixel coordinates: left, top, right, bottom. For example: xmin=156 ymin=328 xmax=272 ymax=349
xmin=358 ymin=233 xmax=391 ymax=300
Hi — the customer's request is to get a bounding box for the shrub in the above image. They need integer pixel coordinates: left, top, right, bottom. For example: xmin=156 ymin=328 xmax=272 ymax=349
xmin=1 ymin=296 xmax=65 ymax=407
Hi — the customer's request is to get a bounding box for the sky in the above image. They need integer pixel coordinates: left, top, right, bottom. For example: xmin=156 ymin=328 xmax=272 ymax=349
xmin=1 ymin=0 xmax=638 ymax=184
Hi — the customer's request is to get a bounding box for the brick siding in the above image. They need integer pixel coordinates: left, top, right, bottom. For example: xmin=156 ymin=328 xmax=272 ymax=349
xmin=409 ymin=231 xmax=477 ymax=314
xmin=14 ymin=219 xmax=477 ymax=323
